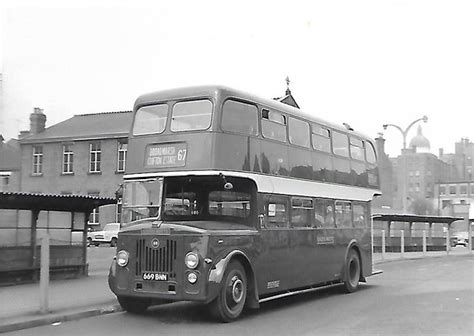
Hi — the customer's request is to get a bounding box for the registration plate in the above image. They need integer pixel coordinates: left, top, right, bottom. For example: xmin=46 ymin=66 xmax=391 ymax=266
xmin=142 ymin=272 xmax=168 ymax=281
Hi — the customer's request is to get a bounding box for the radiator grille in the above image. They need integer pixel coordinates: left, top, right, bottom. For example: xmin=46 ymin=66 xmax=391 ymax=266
xmin=135 ymin=239 xmax=177 ymax=278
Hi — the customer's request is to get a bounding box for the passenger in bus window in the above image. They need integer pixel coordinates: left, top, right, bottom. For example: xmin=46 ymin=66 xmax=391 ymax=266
xmin=325 ymin=205 xmax=334 ymax=227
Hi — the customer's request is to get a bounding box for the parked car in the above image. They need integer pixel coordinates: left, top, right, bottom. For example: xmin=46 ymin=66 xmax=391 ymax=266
xmin=87 ymin=227 xmax=95 ymax=247
xmin=451 ymin=233 xmax=469 ymax=247
xmin=89 ymin=223 xmax=120 ymax=247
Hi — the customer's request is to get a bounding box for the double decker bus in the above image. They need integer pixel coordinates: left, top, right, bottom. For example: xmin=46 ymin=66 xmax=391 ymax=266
xmin=108 ymin=86 xmax=381 ymax=322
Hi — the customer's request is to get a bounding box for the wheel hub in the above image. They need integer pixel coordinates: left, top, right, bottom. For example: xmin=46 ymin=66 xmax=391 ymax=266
xmin=231 ymin=275 xmax=243 ymax=303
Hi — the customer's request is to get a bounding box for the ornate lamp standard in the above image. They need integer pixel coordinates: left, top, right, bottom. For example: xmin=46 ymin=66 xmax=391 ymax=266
xmin=383 ymin=115 xmax=428 ymax=213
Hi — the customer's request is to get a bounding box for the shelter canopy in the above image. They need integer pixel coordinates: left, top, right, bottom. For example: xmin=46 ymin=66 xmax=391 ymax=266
xmin=0 ymin=191 xmax=116 ymax=212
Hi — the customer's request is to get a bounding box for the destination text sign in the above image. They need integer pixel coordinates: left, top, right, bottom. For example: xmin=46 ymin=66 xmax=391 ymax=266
xmin=145 ymin=143 xmax=187 ymax=168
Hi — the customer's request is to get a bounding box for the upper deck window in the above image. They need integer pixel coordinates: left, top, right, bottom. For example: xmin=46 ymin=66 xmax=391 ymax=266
xmin=312 ymin=124 xmax=331 ymax=153
xmin=171 ymin=99 xmax=213 ymax=132
xmin=261 ymin=109 xmax=287 ymax=142
xmin=133 ymin=104 xmax=168 ymax=136
xmin=350 ymin=137 xmax=364 ymax=161
xmin=364 ymin=141 xmax=377 ymax=164
xmin=332 ymin=131 xmax=349 ymax=157
xmin=221 ymin=99 xmax=258 ymax=136
xmin=288 ymin=117 xmax=310 ymax=148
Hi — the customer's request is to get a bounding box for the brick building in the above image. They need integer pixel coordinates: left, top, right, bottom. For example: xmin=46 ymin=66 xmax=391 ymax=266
xmin=19 ymin=109 xmax=132 ymax=229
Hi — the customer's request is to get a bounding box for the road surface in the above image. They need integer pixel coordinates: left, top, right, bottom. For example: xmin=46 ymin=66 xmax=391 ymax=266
xmin=7 ymin=254 xmax=474 ymax=336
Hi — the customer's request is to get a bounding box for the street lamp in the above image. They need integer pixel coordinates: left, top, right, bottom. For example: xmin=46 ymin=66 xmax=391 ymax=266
xmin=382 ymin=115 xmax=428 ymax=213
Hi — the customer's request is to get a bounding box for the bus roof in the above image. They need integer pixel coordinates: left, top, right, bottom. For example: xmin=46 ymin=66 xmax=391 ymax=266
xmin=134 ymin=85 xmax=373 ymax=142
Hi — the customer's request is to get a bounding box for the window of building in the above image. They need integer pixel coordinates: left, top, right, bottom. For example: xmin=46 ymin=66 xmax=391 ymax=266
xmin=62 ymin=144 xmax=74 ymax=174
xmin=0 ymin=174 xmax=10 ymax=191
xmin=460 ymin=184 xmax=468 ymax=195
xmin=32 ymin=146 xmax=43 ymax=175
xmin=312 ymin=124 xmax=331 ymax=153
xmin=314 ymin=199 xmax=335 ymax=228
xmin=291 ymin=197 xmax=313 ymax=227
xmin=352 ymin=203 xmax=367 ymax=228
xmin=171 ymin=99 xmax=213 ymax=132
xmin=89 ymin=142 xmax=101 ymax=173
xmin=266 ymin=197 xmax=288 ymax=228
xmin=335 ymin=201 xmax=352 ymax=228
xmin=261 ymin=109 xmax=287 ymax=142
xmin=332 ymin=131 xmax=349 ymax=157
xmin=221 ymin=99 xmax=258 ymax=136
xmin=439 ymin=185 xmax=446 ymax=195
xmin=133 ymin=104 xmax=168 ymax=135
xmin=350 ymin=137 xmax=364 ymax=161
xmin=117 ymin=142 xmax=127 ymax=172
xmin=449 ymin=185 xmax=457 ymax=195
xmin=364 ymin=141 xmax=377 ymax=164
xmin=415 ymin=170 xmax=420 ymax=176
xmin=471 ymin=184 xmax=474 ymax=196
xmin=288 ymin=117 xmax=310 ymax=148
xmin=415 ymin=183 xmax=420 ymax=192
xmin=88 ymin=192 xmax=100 ymax=225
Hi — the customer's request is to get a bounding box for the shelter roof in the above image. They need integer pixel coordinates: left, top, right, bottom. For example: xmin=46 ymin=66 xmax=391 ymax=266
xmin=373 ymin=213 xmax=463 ymax=224
xmin=0 ymin=191 xmax=116 ymax=212
xmin=20 ymin=111 xmax=132 ymax=144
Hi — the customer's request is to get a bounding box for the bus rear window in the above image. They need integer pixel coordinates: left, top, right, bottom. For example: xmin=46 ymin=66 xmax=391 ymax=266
xmin=133 ymin=104 xmax=168 ymax=135
xmin=208 ymin=191 xmax=251 ymax=218
xmin=222 ymin=100 xmax=258 ymax=136
xmin=171 ymin=99 xmax=213 ymax=132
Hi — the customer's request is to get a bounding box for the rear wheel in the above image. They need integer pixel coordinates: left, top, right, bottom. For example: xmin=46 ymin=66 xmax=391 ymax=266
xmin=210 ymin=261 xmax=247 ymax=322
xmin=342 ymin=249 xmax=361 ymax=293
xmin=117 ymin=296 xmax=151 ymax=314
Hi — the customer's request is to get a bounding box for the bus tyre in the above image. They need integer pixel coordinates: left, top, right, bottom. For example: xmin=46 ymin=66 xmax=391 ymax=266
xmin=343 ymin=249 xmax=361 ymax=293
xmin=110 ymin=237 xmax=118 ymax=247
xmin=210 ymin=261 xmax=247 ymax=322
xmin=117 ymin=296 xmax=150 ymax=314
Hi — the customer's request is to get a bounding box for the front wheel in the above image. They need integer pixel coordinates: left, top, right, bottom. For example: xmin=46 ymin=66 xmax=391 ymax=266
xmin=210 ymin=261 xmax=247 ymax=322
xmin=117 ymin=296 xmax=151 ymax=314
xmin=342 ymin=249 xmax=361 ymax=293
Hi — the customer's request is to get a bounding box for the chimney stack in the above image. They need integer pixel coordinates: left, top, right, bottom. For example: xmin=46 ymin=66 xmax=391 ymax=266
xmin=438 ymin=148 xmax=444 ymax=158
xmin=30 ymin=107 xmax=46 ymax=135
xmin=375 ymin=134 xmax=386 ymax=158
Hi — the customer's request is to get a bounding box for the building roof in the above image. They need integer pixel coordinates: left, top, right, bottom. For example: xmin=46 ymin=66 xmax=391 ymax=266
xmin=409 ymin=125 xmax=430 ymax=152
xmin=373 ymin=213 xmax=463 ymax=224
xmin=20 ymin=111 xmax=133 ymax=144
xmin=0 ymin=191 xmax=116 ymax=212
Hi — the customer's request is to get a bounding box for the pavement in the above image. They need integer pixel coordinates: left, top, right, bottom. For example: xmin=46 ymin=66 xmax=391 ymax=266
xmin=0 ymin=247 xmax=472 ymax=334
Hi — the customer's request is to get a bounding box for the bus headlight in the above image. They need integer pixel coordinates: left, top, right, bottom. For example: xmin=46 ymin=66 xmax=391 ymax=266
xmin=116 ymin=250 xmax=129 ymax=267
xmin=185 ymin=252 xmax=199 ymax=269
xmin=187 ymin=272 xmax=198 ymax=284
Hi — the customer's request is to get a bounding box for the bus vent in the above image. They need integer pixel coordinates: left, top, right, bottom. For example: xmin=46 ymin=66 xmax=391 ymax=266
xmin=135 ymin=239 xmax=177 ymax=278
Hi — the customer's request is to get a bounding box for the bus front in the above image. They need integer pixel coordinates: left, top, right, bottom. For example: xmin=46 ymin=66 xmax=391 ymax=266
xmin=108 ymin=87 xmax=259 ymax=321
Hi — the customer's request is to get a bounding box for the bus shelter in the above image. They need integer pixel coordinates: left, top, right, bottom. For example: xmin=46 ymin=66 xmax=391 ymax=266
xmin=0 ymin=191 xmax=116 ymax=285
xmin=372 ymin=213 xmax=464 ymax=252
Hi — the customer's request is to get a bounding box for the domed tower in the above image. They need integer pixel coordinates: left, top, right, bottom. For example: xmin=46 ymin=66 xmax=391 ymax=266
xmin=409 ymin=125 xmax=430 ymax=153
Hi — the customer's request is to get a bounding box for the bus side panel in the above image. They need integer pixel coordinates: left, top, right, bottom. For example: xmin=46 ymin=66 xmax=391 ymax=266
xmin=213 ymin=133 xmax=260 ymax=172
xmin=288 ymin=146 xmax=313 ymax=180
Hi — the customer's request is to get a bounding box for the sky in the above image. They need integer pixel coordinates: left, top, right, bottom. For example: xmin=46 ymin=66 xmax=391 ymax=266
xmin=0 ymin=0 xmax=473 ymax=157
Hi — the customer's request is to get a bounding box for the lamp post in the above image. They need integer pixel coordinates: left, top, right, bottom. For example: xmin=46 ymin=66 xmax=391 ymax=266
xmin=383 ymin=115 xmax=428 ymax=213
